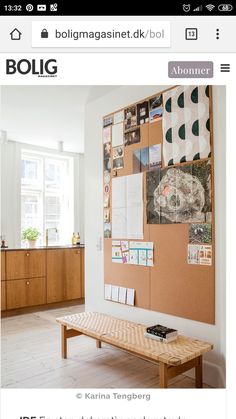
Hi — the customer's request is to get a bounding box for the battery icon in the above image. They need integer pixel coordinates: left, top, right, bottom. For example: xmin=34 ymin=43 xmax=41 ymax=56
xmin=218 ymin=4 xmax=233 ymax=11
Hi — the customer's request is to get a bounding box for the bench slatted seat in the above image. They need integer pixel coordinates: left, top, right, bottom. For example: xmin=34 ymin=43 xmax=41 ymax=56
xmin=56 ymin=312 xmax=213 ymax=388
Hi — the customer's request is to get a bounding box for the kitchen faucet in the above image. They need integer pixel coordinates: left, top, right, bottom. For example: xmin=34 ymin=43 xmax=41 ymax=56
xmin=45 ymin=227 xmax=58 ymax=246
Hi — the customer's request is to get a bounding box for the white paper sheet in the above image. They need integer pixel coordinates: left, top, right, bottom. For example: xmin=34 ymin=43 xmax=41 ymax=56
xmin=112 ymin=123 xmax=124 ymax=147
xmin=111 ymin=285 xmax=119 ymax=302
xmin=104 ymin=284 xmax=112 ymax=300
xmin=112 ymin=173 xmax=143 ymax=239
xmin=126 ymin=288 xmax=135 ymax=306
xmin=118 ymin=287 xmax=127 ymax=304
xmin=112 ymin=176 xmax=126 ymax=208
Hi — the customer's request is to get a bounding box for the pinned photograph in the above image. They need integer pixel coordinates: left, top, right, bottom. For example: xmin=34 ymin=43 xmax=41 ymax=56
xmin=133 ymin=147 xmax=149 ymax=173
xmin=103 ymin=126 xmax=112 ymax=144
xmin=149 ymin=144 xmax=162 ymax=170
xmin=104 ymin=157 xmax=111 ymax=172
xmin=124 ymin=105 xmax=137 ymax=130
xmin=104 ymin=142 xmax=111 ymax=172
xmin=149 ymin=94 xmax=163 ymax=123
xmin=137 ymin=101 xmax=149 ymax=125
xmin=104 ymin=208 xmax=110 ymax=223
xmin=104 ymin=194 xmax=110 ymax=208
xmin=189 ymin=223 xmax=212 ymax=244
xmin=112 ymin=146 xmax=124 ymax=170
xmin=104 ymin=222 xmax=111 ymax=238
xmin=103 ymin=115 xmax=113 ymax=127
xmin=124 ymin=128 xmax=140 ymax=146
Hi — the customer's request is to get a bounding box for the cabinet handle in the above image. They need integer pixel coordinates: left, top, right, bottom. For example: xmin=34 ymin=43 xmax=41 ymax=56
xmin=26 ymin=253 xmax=30 ymax=257
xmin=26 ymin=281 xmax=30 ymax=285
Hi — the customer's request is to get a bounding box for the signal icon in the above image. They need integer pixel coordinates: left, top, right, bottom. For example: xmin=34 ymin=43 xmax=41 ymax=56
xmin=206 ymin=4 xmax=215 ymax=11
xmin=193 ymin=5 xmax=203 ymax=11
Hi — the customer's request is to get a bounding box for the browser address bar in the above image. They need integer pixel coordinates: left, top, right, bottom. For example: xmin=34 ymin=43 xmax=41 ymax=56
xmin=32 ymin=21 xmax=170 ymax=47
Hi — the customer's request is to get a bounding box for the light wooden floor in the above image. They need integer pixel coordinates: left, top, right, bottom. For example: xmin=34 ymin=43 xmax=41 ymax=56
xmin=1 ymin=305 xmax=211 ymax=389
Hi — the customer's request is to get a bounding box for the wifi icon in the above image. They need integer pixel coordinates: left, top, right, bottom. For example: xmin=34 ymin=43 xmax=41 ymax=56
xmin=206 ymin=4 xmax=215 ymax=11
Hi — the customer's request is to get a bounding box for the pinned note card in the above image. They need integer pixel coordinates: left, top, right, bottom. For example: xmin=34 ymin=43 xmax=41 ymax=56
xmin=126 ymin=288 xmax=135 ymax=306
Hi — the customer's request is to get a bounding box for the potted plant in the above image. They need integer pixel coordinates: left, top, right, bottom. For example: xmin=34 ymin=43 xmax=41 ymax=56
xmin=22 ymin=227 xmax=41 ymax=248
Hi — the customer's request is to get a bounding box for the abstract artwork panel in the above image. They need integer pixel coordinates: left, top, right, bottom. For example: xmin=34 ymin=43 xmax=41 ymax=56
xmin=146 ymin=160 xmax=212 ymax=224
xmin=162 ymin=85 xmax=211 ymax=166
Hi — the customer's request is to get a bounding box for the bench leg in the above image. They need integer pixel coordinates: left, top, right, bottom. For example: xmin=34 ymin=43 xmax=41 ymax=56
xmin=159 ymin=362 xmax=168 ymax=388
xmin=96 ymin=340 xmax=102 ymax=348
xmin=195 ymin=355 xmax=203 ymax=388
xmin=61 ymin=325 xmax=67 ymax=359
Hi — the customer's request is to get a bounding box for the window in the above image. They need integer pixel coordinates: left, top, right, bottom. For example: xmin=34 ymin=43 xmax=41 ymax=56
xmin=21 ymin=150 xmax=74 ymax=246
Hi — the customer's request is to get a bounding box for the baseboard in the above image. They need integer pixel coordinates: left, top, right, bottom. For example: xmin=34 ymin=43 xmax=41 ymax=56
xmin=1 ymin=298 xmax=85 ymax=317
xmin=183 ymin=360 xmax=226 ymax=388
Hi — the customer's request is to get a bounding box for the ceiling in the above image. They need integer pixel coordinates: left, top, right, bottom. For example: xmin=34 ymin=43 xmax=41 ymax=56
xmin=0 ymin=85 xmax=119 ymax=153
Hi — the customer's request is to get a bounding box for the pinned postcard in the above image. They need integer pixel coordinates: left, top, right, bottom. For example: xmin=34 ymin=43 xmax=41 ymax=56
xmin=104 ymin=284 xmax=112 ymax=301
xmin=129 ymin=241 xmax=154 ymax=267
xmin=126 ymin=288 xmax=135 ymax=306
xmin=118 ymin=287 xmax=127 ymax=304
xmin=188 ymin=244 xmax=212 ymax=266
xmin=114 ymin=110 xmax=124 ymax=124
xmin=111 ymin=285 xmax=119 ymax=302
xmin=112 ymin=241 xmax=123 ymax=263
xmin=112 ymin=240 xmax=129 ymax=264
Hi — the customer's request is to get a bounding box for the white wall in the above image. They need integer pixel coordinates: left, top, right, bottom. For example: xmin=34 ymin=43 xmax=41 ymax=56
xmin=74 ymin=153 xmax=85 ymax=243
xmin=0 ymin=140 xmax=85 ymax=248
xmin=84 ymin=85 xmax=226 ymax=388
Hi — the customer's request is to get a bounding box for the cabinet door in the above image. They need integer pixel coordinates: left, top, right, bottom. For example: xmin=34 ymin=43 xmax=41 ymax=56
xmin=1 ymin=281 xmax=6 ymax=310
xmin=46 ymin=249 xmax=64 ymax=303
xmin=81 ymin=248 xmax=85 ymax=298
xmin=64 ymin=249 xmax=82 ymax=300
xmin=6 ymin=250 xmax=46 ymax=280
xmin=1 ymin=252 xmax=6 ymax=281
xmin=6 ymin=277 xmax=46 ymax=309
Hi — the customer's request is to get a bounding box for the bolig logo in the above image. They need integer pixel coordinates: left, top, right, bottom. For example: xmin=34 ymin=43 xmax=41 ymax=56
xmin=6 ymin=59 xmax=58 ymax=77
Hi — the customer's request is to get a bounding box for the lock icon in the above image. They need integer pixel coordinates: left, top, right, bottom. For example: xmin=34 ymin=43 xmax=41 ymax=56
xmin=41 ymin=29 xmax=48 ymax=38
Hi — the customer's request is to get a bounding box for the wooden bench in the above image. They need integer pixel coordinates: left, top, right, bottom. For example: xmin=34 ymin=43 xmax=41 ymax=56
xmin=56 ymin=311 xmax=213 ymax=388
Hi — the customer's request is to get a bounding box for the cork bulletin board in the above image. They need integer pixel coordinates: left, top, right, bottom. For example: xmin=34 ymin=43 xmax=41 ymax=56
xmin=103 ymin=86 xmax=215 ymax=324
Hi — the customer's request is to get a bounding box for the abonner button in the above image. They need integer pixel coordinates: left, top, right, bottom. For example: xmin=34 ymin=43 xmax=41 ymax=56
xmin=168 ymin=61 xmax=213 ymax=78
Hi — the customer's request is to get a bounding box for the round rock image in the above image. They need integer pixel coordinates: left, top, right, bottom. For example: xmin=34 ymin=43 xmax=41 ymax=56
xmin=153 ymin=168 xmax=205 ymax=223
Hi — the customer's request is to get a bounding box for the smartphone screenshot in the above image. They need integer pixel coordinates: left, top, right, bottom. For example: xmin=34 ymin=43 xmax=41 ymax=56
xmin=0 ymin=3 xmax=235 ymax=419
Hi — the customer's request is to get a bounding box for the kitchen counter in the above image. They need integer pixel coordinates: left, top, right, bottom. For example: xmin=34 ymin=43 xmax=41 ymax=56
xmin=1 ymin=244 xmax=84 ymax=251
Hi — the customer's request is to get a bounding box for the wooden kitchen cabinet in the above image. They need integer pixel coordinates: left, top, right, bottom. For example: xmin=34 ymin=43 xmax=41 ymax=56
xmin=47 ymin=248 xmax=83 ymax=303
xmin=64 ymin=249 xmax=82 ymax=300
xmin=1 ymin=251 xmax=6 ymax=281
xmin=2 ymin=246 xmax=84 ymax=313
xmin=1 ymin=281 xmax=6 ymax=311
xmin=6 ymin=250 xmax=46 ymax=280
xmin=6 ymin=277 xmax=46 ymax=310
